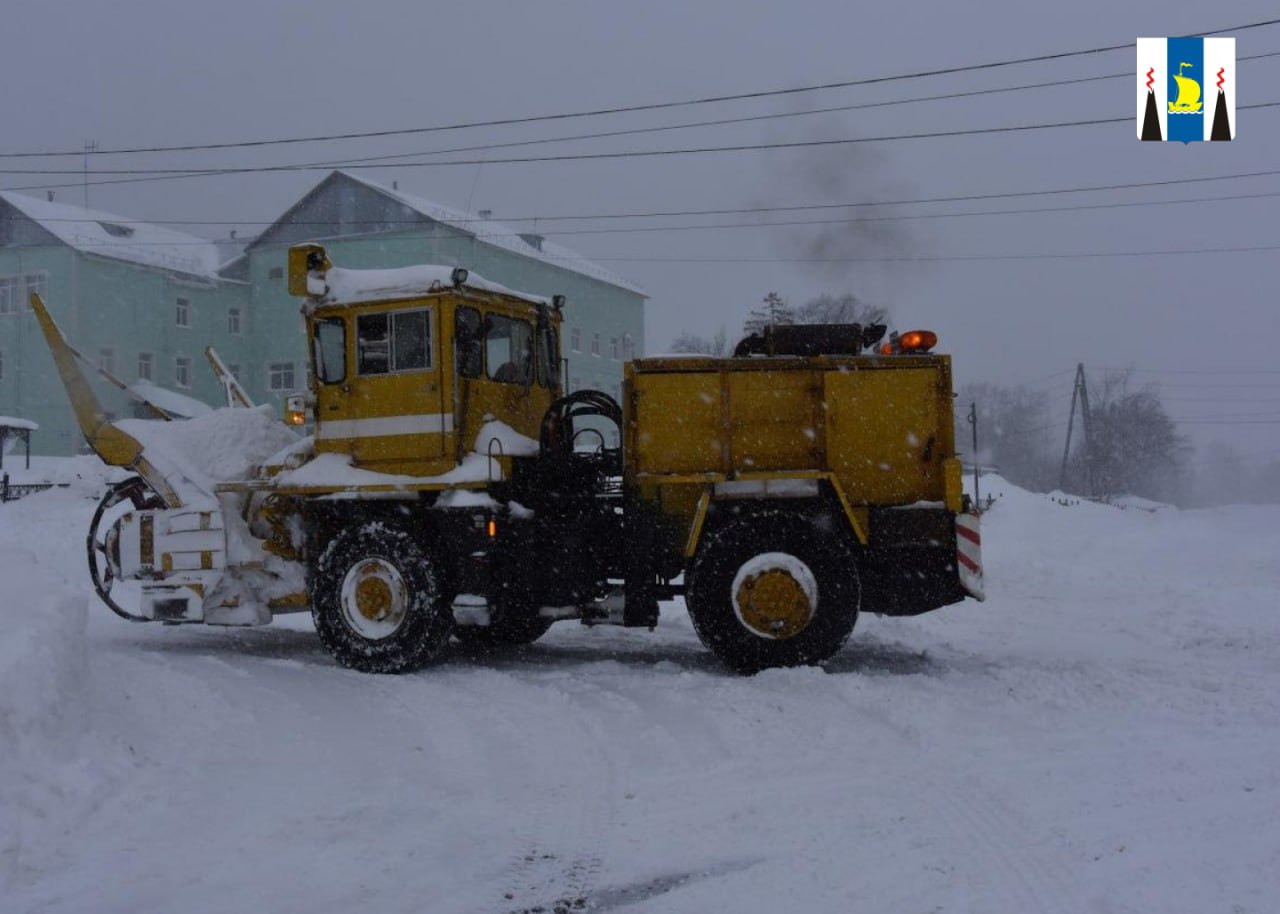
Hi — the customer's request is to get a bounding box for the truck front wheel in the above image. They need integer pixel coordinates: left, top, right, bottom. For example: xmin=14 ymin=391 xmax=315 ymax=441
xmin=686 ymin=510 xmax=860 ymax=674
xmin=311 ymin=521 xmax=453 ymax=673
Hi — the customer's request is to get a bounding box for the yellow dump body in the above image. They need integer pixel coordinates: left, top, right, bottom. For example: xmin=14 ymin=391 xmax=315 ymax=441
xmin=625 ymin=353 xmax=962 ymax=548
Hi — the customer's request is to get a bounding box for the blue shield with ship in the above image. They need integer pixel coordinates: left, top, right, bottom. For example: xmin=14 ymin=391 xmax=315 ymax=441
xmin=1136 ymin=36 xmax=1235 ymax=142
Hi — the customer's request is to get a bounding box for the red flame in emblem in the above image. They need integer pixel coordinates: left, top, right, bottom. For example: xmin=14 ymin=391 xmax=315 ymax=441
xmin=1217 ymin=67 xmax=1225 ymax=91
xmin=1146 ymin=67 xmax=1155 ymax=91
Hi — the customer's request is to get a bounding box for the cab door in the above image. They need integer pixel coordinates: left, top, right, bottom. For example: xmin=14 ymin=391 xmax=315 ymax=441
xmin=454 ymin=306 xmax=555 ymax=452
xmin=312 ymin=302 xmax=448 ymax=475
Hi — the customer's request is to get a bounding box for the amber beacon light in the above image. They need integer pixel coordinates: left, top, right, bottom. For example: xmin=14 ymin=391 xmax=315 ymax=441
xmin=880 ymin=330 xmax=938 ymax=355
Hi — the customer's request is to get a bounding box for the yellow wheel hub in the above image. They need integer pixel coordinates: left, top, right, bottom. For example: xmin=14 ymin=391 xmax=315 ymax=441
xmin=354 ymin=574 xmax=394 ymax=621
xmin=339 ymin=558 xmax=409 ymax=640
xmin=735 ymin=567 xmax=814 ymax=640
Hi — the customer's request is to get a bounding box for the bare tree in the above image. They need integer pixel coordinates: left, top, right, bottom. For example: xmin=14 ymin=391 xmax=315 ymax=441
xmin=794 ymin=292 xmax=886 ymax=327
xmin=669 ymin=327 xmax=729 ymax=357
xmin=1071 ymin=372 xmax=1188 ymax=502
xmin=956 ymin=382 xmax=1056 ymax=491
xmin=743 ymin=292 xmax=795 ymax=335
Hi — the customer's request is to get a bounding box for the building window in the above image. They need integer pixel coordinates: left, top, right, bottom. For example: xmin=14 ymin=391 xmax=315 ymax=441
xmin=591 ymin=333 xmax=600 ymax=357
xmin=228 ymin=364 xmax=241 ymax=383
xmin=175 ymin=356 xmax=191 ymax=389
xmin=570 ymin=327 xmax=581 ymax=353
xmin=137 ymin=352 xmax=153 ymax=382
xmin=268 ymin=361 xmax=295 ymax=391
xmin=0 ymin=350 xmax=5 ymax=382
xmin=0 ymin=277 xmax=17 ymax=315
xmin=622 ymin=333 xmax=634 ymax=361
xmin=23 ymin=273 xmax=46 ymax=307
xmin=610 ymin=336 xmax=619 ymax=360
xmin=228 ymin=307 xmax=241 ymax=335
xmin=268 ymin=266 xmax=284 ymax=280
xmin=99 ymin=348 xmax=115 ymax=376
xmin=176 ymin=297 xmax=190 ymax=328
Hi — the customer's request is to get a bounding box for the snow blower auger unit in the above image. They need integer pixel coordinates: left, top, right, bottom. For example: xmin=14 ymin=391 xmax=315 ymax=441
xmin=29 ymin=245 xmax=984 ymax=675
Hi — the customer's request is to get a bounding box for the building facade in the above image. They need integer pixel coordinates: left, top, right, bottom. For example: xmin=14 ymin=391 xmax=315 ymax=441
xmin=0 ymin=173 xmax=645 ymax=455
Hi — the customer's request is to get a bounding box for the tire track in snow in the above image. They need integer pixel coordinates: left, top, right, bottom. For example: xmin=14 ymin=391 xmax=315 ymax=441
xmin=820 ymin=675 xmax=1090 ymax=913
xmin=475 ymin=669 xmax=624 ymax=914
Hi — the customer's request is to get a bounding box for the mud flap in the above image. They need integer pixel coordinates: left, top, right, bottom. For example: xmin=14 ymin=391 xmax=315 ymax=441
xmin=956 ymin=512 xmax=985 ymax=601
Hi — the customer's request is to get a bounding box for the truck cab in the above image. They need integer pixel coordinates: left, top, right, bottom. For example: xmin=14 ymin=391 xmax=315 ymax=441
xmin=292 ymin=245 xmax=562 ymax=477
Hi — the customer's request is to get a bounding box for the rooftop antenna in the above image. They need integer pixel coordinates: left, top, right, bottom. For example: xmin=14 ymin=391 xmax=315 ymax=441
xmin=83 ymin=140 xmax=98 ymax=208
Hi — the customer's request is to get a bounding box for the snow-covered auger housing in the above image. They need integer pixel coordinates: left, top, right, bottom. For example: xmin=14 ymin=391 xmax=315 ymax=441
xmin=30 ymin=245 xmax=983 ymax=675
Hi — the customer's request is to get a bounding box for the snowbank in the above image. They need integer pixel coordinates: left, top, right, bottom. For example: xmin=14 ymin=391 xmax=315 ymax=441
xmin=0 ymin=486 xmax=111 ymax=886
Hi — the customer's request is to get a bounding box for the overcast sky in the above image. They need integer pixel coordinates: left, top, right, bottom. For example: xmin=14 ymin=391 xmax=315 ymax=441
xmin=3 ymin=0 xmax=1278 ymax=464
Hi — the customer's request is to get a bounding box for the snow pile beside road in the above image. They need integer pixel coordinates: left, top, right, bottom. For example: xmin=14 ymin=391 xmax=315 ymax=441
xmin=0 ymin=547 xmax=89 ymax=755
xmin=0 ymin=484 xmax=120 ymax=886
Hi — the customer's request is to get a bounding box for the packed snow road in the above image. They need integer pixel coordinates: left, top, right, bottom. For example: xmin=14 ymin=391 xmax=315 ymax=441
xmin=2 ymin=469 xmax=1278 ymax=913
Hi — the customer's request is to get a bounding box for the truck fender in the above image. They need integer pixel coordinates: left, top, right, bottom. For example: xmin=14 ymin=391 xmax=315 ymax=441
xmin=683 ymin=475 xmax=868 ymax=558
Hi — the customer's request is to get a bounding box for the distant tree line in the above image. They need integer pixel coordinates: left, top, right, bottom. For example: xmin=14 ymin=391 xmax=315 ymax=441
xmin=958 ymin=371 xmax=1280 ymax=506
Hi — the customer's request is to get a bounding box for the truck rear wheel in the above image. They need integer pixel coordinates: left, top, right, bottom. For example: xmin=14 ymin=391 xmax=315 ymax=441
xmin=686 ymin=509 xmax=860 ymax=674
xmin=311 ymin=521 xmax=453 ymax=673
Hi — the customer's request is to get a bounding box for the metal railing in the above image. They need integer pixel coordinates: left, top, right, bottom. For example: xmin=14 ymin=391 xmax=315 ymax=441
xmin=0 ymin=473 xmax=67 ymax=503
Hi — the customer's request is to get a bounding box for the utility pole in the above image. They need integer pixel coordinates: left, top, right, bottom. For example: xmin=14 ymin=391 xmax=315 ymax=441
xmin=1078 ymin=366 xmax=1094 ymax=498
xmin=1058 ymin=363 xmax=1094 ymax=496
xmin=83 ymin=140 xmax=98 ymax=208
xmin=1059 ymin=368 xmax=1080 ymax=491
xmin=967 ymin=401 xmax=980 ymax=507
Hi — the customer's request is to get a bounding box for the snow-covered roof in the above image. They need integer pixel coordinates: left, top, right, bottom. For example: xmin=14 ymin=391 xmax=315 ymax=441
xmin=337 ymin=173 xmax=646 ymax=297
xmin=320 ymin=265 xmax=548 ymax=307
xmin=0 ymin=416 xmax=38 ymax=431
xmin=0 ymin=192 xmax=222 ymax=279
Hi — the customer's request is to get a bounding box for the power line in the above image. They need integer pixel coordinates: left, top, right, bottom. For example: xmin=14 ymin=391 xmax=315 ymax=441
xmin=38 ymin=240 xmax=1280 ymax=263
xmin=5 ymin=101 xmax=1279 ymax=178
xmin=1144 ymin=382 xmax=1280 ymax=389
xmin=13 ymin=157 xmax=1280 ymax=214
xmin=147 ymin=49 xmax=1280 ymax=174
xmin=4 ymin=15 xmax=1276 ymax=160
xmin=19 ymin=100 xmax=1280 ymax=178
xmin=8 ymin=184 xmax=1280 ymax=240
xmin=585 ymin=243 xmax=1280 ymax=263
xmin=1127 ymin=367 xmax=1280 ymax=375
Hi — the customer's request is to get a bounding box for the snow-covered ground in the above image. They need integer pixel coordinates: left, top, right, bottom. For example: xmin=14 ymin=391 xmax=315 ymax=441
xmin=2 ymin=470 xmax=1278 ymax=913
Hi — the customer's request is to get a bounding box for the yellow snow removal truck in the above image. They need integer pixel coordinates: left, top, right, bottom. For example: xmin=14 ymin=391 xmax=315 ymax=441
xmin=31 ymin=243 xmax=984 ymax=674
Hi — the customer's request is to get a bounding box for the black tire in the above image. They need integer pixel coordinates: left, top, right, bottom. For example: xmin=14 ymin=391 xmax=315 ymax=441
xmin=311 ymin=521 xmax=453 ymax=673
xmin=452 ymin=611 xmax=554 ymax=649
xmin=686 ymin=508 xmax=860 ymax=675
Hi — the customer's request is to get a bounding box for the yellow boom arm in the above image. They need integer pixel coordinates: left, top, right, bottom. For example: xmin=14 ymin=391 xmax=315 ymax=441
xmin=29 ymin=293 xmax=183 ymax=507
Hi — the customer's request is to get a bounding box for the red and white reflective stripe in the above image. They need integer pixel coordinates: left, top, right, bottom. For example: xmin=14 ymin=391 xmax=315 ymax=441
xmin=955 ymin=512 xmax=985 ymax=601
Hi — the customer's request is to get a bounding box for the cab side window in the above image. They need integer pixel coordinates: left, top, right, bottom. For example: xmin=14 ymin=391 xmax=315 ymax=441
xmin=357 ymin=308 xmax=431 ymax=375
xmin=313 ymin=318 xmax=346 ymax=384
xmin=485 ymin=314 xmax=533 ymax=385
xmin=455 ymin=307 xmax=483 ymax=379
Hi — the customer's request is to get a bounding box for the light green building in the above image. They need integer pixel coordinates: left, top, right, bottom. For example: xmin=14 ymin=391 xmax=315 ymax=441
xmin=0 ymin=191 xmax=246 ymax=454
xmin=0 ymin=172 xmax=645 ymax=455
